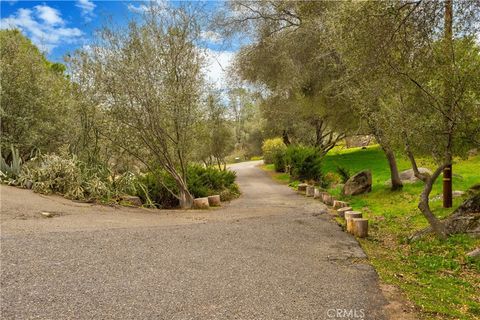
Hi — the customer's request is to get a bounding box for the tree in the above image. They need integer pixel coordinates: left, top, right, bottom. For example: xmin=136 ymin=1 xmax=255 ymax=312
xmin=73 ymin=4 xmax=205 ymax=208
xmin=333 ymin=0 xmax=480 ymax=237
xmin=196 ymin=91 xmax=235 ymax=169
xmin=0 ymin=29 xmax=75 ymax=160
xmin=222 ymin=1 xmax=354 ymax=155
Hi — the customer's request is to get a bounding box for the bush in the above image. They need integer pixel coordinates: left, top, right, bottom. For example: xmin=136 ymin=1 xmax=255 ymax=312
xmin=139 ymin=165 xmax=239 ymax=208
xmin=262 ymin=138 xmax=287 ymax=164
xmin=336 ymin=166 xmax=351 ymax=183
xmin=19 ymin=150 xmax=141 ymax=202
xmin=273 ymin=150 xmax=286 ymax=172
xmin=285 ymin=145 xmax=324 ymax=183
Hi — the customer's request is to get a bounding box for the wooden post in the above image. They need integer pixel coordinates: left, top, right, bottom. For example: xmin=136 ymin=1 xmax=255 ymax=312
xmin=345 ymin=211 xmax=362 ymax=233
xmin=353 ymin=218 xmax=369 ymax=238
xmin=193 ymin=197 xmax=210 ymax=209
xmin=337 ymin=207 xmax=353 ymax=218
xmin=207 ymin=195 xmax=221 ymax=207
xmin=298 ymin=183 xmax=308 ymax=193
xmin=306 ymin=186 xmax=315 ymax=197
xmin=314 ymin=188 xmax=321 ymax=199
xmin=333 ymin=200 xmax=349 ymax=209
xmin=443 ymin=164 xmax=452 ymax=208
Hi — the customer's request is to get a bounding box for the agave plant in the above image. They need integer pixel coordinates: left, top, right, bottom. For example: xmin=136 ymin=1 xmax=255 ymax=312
xmin=0 ymin=145 xmax=22 ymax=179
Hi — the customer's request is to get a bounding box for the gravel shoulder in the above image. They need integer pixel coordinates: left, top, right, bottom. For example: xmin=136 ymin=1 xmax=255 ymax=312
xmin=1 ymin=161 xmax=391 ymax=319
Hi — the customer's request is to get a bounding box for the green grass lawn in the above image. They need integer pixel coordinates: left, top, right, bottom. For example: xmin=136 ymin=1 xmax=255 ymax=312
xmin=263 ymin=145 xmax=480 ymax=319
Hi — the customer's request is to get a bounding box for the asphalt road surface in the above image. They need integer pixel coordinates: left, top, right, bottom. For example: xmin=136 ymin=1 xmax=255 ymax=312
xmin=1 ymin=161 xmax=389 ymax=319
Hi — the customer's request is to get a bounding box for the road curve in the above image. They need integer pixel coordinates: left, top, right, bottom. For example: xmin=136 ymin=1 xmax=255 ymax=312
xmin=1 ymin=161 xmax=388 ymax=319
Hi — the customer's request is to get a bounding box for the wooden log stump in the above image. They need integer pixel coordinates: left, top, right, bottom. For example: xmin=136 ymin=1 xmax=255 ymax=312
xmin=314 ymin=188 xmax=322 ymax=199
xmin=298 ymin=183 xmax=308 ymax=193
xmin=337 ymin=206 xmax=353 ymax=218
xmin=193 ymin=197 xmax=210 ymax=209
xmin=333 ymin=200 xmax=349 ymax=209
xmin=353 ymin=218 xmax=369 ymax=238
xmin=306 ymin=186 xmax=315 ymax=197
xmin=318 ymin=192 xmax=329 ymax=202
xmin=321 ymin=193 xmax=334 ymax=206
xmin=345 ymin=211 xmax=362 ymax=233
xmin=207 ymin=195 xmax=221 ymax=207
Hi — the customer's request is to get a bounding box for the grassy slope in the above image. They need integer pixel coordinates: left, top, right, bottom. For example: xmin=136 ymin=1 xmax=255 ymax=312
xmin=265 ymin=145 xmax=480 ymax=319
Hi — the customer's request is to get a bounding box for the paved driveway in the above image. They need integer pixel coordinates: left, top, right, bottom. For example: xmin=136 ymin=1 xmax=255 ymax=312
xmin=1 ymin=161 xmax=388 ymax=319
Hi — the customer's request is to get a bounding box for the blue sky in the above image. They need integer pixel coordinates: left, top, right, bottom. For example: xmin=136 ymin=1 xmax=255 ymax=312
xmin=0 ymin=0 xmax=240 ymax=88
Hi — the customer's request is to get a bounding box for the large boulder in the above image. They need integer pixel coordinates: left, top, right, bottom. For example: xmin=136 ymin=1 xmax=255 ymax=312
xmin=399 ymin=168 xmax=432 ymax=182
xmin=385 ymin=167 xmax=433 ymax=186
xmin=343 ymin=170 xmax=372 ymax=196
xmin=444 ymin=193 xmax=480 ymax=236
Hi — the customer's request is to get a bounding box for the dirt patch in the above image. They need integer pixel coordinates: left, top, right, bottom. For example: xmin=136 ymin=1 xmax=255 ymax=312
xmin=380 ymin=283 xmax=419 ymax=320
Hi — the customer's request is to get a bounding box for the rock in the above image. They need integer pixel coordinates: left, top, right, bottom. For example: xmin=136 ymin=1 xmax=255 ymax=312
xmin=453 ymin=190 xmax=465 ymax=197
xmin=123 ymin=195 xmax=142 ymax=206
xmin=467 ymin=148 xmax=478 ymax=158
xmin=193 ymin=197 xmax=210 ymax=209
xmin=399 ymin=168 xmax=432 ymax=182
xmin=345 ymin=135 xmax=373 ymax=148
xmin=444 ymin=193 xmax=480 ymax=236
xmin=297 ymin=183 xmax=308 ymax=193
xmin=466 ymin=248 xmax=480 ymax=260
xmin=343 ymin=170 xmax=372 ymax=196
xmin=41 ymin=212 xmax=53 ymax=218
xmin=207 ymin=195 xmax=221 ymax=207
xmin=306 ymin=186 xmax=315 ymax=197
xmin=337 ymin=207 xmax=353 ymax=218
xmin=333 ymin=200 xmax=349 ymax=209
xmin=25 ymin=180 xmax=33 ymax=189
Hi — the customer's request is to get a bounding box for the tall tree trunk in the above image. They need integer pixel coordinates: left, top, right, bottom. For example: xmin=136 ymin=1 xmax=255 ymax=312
xmin=177 ymin=183 xmax=193 ymax=209
xmin=383 ymin=146 xmax=403 ymax=191
xmin=418 ymin=164 xmax=448 ymax=239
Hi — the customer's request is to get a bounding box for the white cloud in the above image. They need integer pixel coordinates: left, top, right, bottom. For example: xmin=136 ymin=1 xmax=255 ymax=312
xmin=76 ymin=0 xmax=96 ymax=22
xmin=127 ymin=0 xmax=167 ymax=14
xmin=204 ymin=49 xmax=235 ymax=89
xmin=201 ymin=30 xmax=222 ymax=44
xmin=0 ymin=6 xmax=83 ymax=54
xmin=35 ymin=5 xmax=64 ymax=26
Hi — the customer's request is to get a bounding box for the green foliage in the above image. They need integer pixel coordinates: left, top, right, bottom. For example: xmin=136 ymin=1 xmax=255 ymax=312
xmin=273 ymin=150 xmax=286 ymax=173
xmin=19 ymin=150 xmax=141 ymax=202
xmin=1 ymin=30 xmax=75 ymax=158
xmin=285 ymin=145 xmax=324 ymax=183
xmin=322 ymin=145 xmax=480 ymax=319
xmin=336 ymin=165 xmax=351 ymax=183
xmin=262 ymin=138 xmax=286 ymax=164
xmin=0 ymin=145 xmax=22 ymax=179
xmin=187 ymin=165 xmax=237 ymax=198
xmin=139 ymin=165 xmax=239 ymax=208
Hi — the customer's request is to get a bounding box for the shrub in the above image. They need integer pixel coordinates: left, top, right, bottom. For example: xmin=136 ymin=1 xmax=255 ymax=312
xmin=138 ymin=170 xmax=179 ymax=209
xmin=139 ymin=165 xmax=239 ymax=208
xmin=336 ymin=166 xmax=351 ymax=183
xmin=273 ymin=150 xmax=286 ymax=172
xmin=19 ymin=150 xmax=141 ymax=202
xmin=324 ymin=172 xmax=341 ymax=187
xmin=285 ymin=145 xmax=324 ymax=183
xmin=0 ymin=145 xmax=22 ymax=182
xmin=262 ymin=138 xmax=287 ymax=164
